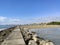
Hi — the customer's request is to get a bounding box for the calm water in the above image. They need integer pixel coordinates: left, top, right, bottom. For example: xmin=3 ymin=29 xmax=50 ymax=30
xmin=30 ymin=28 xmax=60 ymax=45
xmin=0 ymin=25 xmax=14 ymax=31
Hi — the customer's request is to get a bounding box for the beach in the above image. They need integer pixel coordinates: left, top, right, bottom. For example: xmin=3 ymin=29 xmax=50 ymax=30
xmin=22 ymin=25 xmax=60 ymax=29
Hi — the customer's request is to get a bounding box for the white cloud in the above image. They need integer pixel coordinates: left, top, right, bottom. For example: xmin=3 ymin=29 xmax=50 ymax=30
xmin=0 ymin=16 xmax=21 ymax=25
xmin=9 ymin=18 xmax=21 ymax=22
xmin=7 ymin=18 xmax=21 ymax=25
xmin=0 ymin=16 xmax=7 ymax=22
xmin=0 ymin=16 xmax=60 ymax=25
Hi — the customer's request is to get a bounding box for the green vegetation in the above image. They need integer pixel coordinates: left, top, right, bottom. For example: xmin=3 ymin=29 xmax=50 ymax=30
xmin=47 ymin=21 xmax=60 ymax=25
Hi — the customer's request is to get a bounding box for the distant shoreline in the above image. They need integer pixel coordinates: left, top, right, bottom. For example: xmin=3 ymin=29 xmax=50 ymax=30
xmin=22 ymin=25 xmax=60 ymax=29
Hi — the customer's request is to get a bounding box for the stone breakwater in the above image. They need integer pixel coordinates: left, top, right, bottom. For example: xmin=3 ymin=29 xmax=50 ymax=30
xmin=1 ymin=26 xmax=25 ymax=45
xmin=20 ymin=28 xmax=55 ymax=45
xmin=0 ymin=26 xmax=55 ymax=45
xmin=0 ymin=26 xmax=16 ymax=45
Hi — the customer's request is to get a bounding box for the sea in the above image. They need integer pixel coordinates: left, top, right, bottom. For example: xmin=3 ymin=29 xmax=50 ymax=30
xmin=30 ymin=28 xmax=60 ymax=45
xmin=0 ymin=25 xmax=14 ymax=31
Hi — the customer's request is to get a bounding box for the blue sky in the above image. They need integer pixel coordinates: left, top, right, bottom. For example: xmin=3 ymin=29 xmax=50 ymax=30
xmin=0 ymin=0 xmax=60 ymax=24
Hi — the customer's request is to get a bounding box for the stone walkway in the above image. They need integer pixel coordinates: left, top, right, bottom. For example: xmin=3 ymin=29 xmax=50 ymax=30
xmin=1 ymin=26 xmax=25 ymax=45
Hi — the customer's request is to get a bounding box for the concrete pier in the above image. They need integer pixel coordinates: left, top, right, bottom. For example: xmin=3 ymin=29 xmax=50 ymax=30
xmin=1 ymin=26 xmax=25 ymax=45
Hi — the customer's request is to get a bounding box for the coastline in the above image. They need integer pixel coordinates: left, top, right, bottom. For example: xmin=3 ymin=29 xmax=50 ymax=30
xmin=22 ymin=25 xmax=60 ymax=29
xmin=0 ymin=28 xmax=6 ymax=31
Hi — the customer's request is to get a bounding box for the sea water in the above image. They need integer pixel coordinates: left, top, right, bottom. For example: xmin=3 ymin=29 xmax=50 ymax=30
xmin=30 ymin=28 xmax=60 ymax=45
xmin=0 ymin=25 xmax=14 ymax=31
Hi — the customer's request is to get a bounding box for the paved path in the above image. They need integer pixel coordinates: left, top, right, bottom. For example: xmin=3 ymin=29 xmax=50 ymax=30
xmin=1 ymin=26 xmax=25 ymax=45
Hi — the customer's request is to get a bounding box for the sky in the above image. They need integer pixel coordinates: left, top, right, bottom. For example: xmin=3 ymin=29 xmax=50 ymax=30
xmin=0 ymin=0 xmax=60 ymax=25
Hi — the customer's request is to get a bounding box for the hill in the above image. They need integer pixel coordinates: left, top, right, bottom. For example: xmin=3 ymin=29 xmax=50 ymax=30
xmin=47 ymin=21 xmax=60 ymax=25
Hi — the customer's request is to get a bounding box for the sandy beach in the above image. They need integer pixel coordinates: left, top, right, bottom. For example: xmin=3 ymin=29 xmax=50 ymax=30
xmin=22 ymin=25 xmax=60 ymax=29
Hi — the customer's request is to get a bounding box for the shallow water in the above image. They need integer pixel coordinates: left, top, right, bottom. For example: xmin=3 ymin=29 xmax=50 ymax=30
xmin=30 ymin=28 xmax=60 ymax=45
xmin=0 ymin=25 xmax=14 ymax=31
xmin=0 ymin=25 xmax=13 ymax=29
